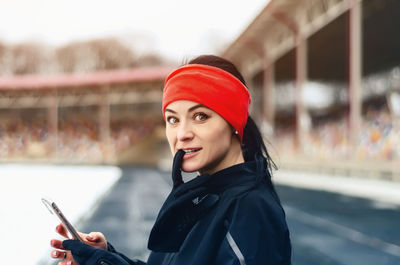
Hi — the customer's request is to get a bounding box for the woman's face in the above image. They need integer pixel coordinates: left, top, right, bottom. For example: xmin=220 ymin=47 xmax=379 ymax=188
xmin=165 ymin=100 xmax=242 ymax=175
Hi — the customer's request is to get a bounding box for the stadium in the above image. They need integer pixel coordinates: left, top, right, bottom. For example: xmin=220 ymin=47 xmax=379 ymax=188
xmin=0 ymin=67 xmax=172 ymax=165
xmin=1 ymin=0 xmax=399 ymax=179
xmin=1 ymin=0 xmax=400 ymax=265
xmin=223 ymin=0 xmax=400 ymax=179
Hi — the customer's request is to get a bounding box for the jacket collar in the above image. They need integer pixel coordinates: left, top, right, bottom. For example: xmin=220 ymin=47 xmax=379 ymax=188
xmin=148 ymin=158 xmax=264 ymax=252
xmin=174 ymin=160 xmax=259 ymax=197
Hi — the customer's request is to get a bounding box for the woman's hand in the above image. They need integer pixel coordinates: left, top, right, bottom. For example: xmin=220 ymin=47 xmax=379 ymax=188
xmin=50 ymin=224 xmax=108 ymax=265
xmin=62 ymin=240 xmax=132 ymax=265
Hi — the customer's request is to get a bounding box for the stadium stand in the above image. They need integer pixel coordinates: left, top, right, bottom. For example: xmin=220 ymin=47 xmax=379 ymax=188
xmin=224 ymin=0 xmax=400 ymax=179
xmin=0 ymin=67 xmax=172 ymax=164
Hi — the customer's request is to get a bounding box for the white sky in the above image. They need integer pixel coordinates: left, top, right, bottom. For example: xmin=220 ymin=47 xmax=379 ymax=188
xmin=0 ymin=0 xmax=269 ymax=61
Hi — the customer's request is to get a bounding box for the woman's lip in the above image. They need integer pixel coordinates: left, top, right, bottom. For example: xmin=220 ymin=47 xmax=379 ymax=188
xmin=177 ymin=147 xmax=202 ymax=153
xmin=181 ymin=148 xmax=202 ymax=159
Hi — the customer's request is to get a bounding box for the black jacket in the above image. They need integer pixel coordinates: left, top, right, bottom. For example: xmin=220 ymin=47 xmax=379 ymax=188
xmin=64 ymin=153 xmax=291 ymax=265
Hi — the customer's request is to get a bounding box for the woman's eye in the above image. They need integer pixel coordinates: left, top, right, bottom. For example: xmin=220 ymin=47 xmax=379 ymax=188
xmin=194 ymin=113 xmax=208 ymax=121
xmin=167 ymin=117 xmax=178 ymax=124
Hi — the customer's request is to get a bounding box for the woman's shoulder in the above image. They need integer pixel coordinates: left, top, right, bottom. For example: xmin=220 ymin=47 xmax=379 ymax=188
xmin=229 ymin=183 xmax=287 ymax=227
xmin=221 ymin=183 xmax=291 ymax=264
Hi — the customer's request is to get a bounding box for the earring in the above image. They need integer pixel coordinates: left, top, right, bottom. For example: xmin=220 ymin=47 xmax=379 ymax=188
xmin=234 ymin=130 xmax=238 ymax=135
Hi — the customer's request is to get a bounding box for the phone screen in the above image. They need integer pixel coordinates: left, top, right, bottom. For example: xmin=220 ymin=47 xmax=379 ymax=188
xmin=42 ymin=198 xmax=83 ymax=242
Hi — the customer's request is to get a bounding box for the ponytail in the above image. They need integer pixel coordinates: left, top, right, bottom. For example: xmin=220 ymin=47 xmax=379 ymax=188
xmin=242 ymin=116 xmax=277 ymax=176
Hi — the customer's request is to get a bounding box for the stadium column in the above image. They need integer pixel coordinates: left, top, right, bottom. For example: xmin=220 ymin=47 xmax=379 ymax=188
xmin=263 ymin=58 xmax=275 ymax=137
xmin=348 ymin=0 xmax=362 ymax=156
xmin=47 ymin=88 xmax=58 ymax=158
xmin=99 ymin=86 xmax=111 ymax=163
xmin=295 ymin=33 xmax=309 ymax=154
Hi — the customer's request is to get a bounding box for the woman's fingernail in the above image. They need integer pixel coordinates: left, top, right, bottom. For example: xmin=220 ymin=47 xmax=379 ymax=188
xmin=52 ymin=251 xmax=58 ymax=258
xmin=87 ymin=235 xmax=93 ymax=240
xmin=67 ymin=261 xmax=72 ymax=265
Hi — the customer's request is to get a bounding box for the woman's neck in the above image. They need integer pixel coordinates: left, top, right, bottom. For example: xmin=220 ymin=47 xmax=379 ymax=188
xmin=199 ymin=138 xmax=244 ymax=175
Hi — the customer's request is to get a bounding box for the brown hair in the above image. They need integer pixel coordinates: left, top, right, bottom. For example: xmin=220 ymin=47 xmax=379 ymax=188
xmin=187 ymin=55 xmax=277 ymax=176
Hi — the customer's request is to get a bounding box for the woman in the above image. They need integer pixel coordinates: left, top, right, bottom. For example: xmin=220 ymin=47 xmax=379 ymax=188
xmin=50 ymin=55 xmax=292 ymax=265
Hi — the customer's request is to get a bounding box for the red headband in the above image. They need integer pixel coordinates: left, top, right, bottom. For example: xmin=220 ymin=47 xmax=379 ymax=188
xmin=162 ymin=64 xmax=251 ymax=142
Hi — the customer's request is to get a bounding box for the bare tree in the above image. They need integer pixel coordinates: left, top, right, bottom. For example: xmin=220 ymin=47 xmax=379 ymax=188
xmin=89 ymin=38 xmax=137 ymax=70
xmin=0 ymin=36 xmax=167 ymax=76
xmin=55 ymin=41 xmax=95 ymax=73
xmin=0 ymin=42 xmax=12 ymax=76
xmin=55 ymin=37 xmax=137 ymax=73
xmin=136 ymin=53 xmax=165 ymax=67
xmin=11 ymin=42 xmax=49 ymax=75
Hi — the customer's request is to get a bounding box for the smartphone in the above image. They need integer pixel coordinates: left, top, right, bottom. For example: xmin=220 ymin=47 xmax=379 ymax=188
xmin=41 ymin=198 xmax=84 ymax=242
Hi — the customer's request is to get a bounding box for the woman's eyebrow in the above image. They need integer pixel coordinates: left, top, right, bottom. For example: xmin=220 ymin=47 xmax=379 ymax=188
xmin=164 ymin=108 xmax=176 ymax=114
xmin=188 ymin=104 xmax=206 ymax=112
xmin=165 ymin=104 xmax=206 ymax=114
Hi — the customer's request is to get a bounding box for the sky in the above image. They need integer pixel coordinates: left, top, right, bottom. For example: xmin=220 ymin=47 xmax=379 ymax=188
xmin=0 ymin=0 xmax=269 ymax=61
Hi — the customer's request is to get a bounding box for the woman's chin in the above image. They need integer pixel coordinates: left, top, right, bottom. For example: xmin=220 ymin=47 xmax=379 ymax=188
xmin=182 ymin=167 xmax=199 ymax=173
xmin=181 ymin=163 xmax=201 ymax=173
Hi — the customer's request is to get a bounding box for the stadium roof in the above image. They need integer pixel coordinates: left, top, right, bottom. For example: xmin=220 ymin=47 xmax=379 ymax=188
xmin=0 ymin=67 xmax=173 ymax=90
xmin=223 ymin=0 xmax=355 ymax=76
xmin=223 ymin=0 xmax=400 ymax=80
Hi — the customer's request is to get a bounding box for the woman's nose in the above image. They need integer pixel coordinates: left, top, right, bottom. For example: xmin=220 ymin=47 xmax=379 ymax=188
xmin=176 ymin=121 xmax=194 ymax=141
